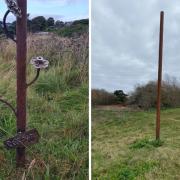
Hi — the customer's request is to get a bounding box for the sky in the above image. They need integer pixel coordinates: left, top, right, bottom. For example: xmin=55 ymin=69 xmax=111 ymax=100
xmin=0 ymin=0 xmax=88 ymax=22
xmin=92 ymin=0 xmax=180 ymax=93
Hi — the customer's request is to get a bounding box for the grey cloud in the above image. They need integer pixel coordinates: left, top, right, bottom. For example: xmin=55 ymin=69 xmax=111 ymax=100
xmin=92 ymin=0 xmax=180 ymax=93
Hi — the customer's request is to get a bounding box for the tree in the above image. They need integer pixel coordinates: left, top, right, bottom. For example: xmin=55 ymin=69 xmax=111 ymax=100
xmin=72 ymin=19 xmax=89 ymax=26
xmin=47 ymin=17 xmax=55 ymax=27
xmin=55 ymin=20 xmax=64 ymax=28
xmin=114 ymin=90 xmax=128 ymax=104
xmin=31 ymin=16 xmax=46 ymax=32
xmin=92 ymin=89 xmax=117 ymax=106
xmin=128 ymin=79 xmax=180 ymax=109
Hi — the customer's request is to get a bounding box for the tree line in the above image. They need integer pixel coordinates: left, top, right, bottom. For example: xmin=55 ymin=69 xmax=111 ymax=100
xmin=0 ymin=16 xmax=89 ymax=37
xmin=92 ymin=76 xmax=180 ymax=109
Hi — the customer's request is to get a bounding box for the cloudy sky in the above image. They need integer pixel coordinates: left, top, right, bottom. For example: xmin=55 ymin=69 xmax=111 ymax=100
xmin=0 ymin=0 xmax=88 ymax=22
xmin=92 ymin=0 xmax=180 ymax=93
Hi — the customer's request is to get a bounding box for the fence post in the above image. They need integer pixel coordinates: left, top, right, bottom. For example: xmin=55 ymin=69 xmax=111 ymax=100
xmin=156 ymin=11 xmax=164 ymax=140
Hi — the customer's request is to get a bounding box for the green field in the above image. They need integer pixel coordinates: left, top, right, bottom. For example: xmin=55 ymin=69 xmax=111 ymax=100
xmin=0 ymin=34 xmax=88 ymax=179
xmin=92 ymin=107 xmax=180 ymax=179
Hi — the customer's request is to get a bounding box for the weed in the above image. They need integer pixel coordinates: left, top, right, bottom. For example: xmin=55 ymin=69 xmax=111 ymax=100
xmin=130 ymin=138 xmax=164 ymax=149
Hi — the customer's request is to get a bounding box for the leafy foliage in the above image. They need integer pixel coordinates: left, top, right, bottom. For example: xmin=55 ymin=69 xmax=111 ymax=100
xmin=114 ymin=90 xmax=128 ymax=104
xmin=130 ymin=138 xmax=163 ymax=149
xmin=1 ymin=16 xmax=89 ymax=38
xmin=46 ymin=17 xmax=55 ymax=27
xmin=92 ymin=89 xmax=117 ymax=106
xmin=30 ymin=16 xmax=47 ymax=32
xmin=129 ymin=78 xmax=180 ymax=109
xmin=54 ymin=19 xmax=89 ymax=37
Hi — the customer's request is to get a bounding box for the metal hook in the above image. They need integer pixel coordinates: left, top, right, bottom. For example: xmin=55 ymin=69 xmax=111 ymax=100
xmin=0 ymin=98 xmax=17 ymax=117
xmin=3 ymin=10 xmax=16 ymax=43
xmin=26 ymin=69 xmax=41 ymax=87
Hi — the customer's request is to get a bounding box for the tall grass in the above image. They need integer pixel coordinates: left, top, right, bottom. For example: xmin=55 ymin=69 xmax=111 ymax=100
xmin=0 ymin=33 xmax=88 ymax=179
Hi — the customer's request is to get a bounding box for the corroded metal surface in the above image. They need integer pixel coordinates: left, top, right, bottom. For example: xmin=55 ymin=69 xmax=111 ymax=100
xmin=156 ymin=11 xmax=164 ymax=140
xmin=4 ymin=129 xmax=40 ymax=149
xmin=1 ymin=0 xmax=45 ymax=167
xmin=16 ymin=0 xmax=27 ymax=166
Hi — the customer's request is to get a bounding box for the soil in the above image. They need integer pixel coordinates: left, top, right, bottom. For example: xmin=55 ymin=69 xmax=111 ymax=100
xmin=94 ymin=104 xmax=129 ymax=111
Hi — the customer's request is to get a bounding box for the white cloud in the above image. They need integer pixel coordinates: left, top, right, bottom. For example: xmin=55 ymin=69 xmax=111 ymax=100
xmin=31 ymin=0 xmax=85 ymax=5
xmin=92 ymin=0 xmax=180 ymax=93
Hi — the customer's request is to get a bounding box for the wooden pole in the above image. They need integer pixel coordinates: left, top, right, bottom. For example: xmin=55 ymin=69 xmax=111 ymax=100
xmin=16 ymin=0 xmax=27 ymax=167
xmin=156 ymin=11 xmax=164 ymax=140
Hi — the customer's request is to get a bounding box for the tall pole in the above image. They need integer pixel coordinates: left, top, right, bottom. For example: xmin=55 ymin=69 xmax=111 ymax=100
xmin=16 ymin=0 xmax=27 ymax=166
xmin=156 ymin=11 xmax=164 ymax=140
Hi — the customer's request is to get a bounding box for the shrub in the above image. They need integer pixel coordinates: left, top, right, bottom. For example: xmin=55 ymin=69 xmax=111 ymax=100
xmin=130 ymin=138 xmax=163 ymax=149
xmin=54 ymin=19 xmax=89 ymax=37
xmin=114 ymin=90 xmax=128 ymax=104
xmin=92 ymin=89 xmax=117 ymax=106
xmin=128 ymin=79 xmax=180 ymax=109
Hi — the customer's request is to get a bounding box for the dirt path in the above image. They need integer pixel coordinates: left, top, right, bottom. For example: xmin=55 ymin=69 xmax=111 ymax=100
xmin=95 ymin=104 xmax=130 ymax=111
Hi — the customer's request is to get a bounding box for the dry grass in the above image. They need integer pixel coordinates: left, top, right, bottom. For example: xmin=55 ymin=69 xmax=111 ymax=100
xmin=92 ymin=108 xmax=180 ymax=179
xmin=0 ymin=33 xmax=88 ymax=179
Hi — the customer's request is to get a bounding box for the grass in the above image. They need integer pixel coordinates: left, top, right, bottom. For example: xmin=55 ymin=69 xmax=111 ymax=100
xmin=0 ymin=34 xmax=88 ymax=179
xmin=92 ymin=107 xmax=180 ymax=179
xmin=51 ymin=19 xmax=89 ymax=38
xmin=129 ymin=138 xmax=163 ymax=149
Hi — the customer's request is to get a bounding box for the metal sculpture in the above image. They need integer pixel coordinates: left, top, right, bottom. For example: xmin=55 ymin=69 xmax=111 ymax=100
xmin=1 ymin=0 xmax=49 ymax=167
xmin=5 ymin=0 xmax=22 ymax=17
xmin=4 ymin=129 xmax=40 ymax=149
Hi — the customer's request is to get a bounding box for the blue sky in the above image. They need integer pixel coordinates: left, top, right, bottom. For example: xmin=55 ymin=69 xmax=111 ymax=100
xmin=0 ymin=0 xmax=88 ymax=22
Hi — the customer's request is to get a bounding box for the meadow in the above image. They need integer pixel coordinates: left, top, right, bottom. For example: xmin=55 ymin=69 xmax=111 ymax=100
xmin=92 ymin=106 xmax=180 ymax=179
xmin=0 ymin=33 xmax=88 ymax=179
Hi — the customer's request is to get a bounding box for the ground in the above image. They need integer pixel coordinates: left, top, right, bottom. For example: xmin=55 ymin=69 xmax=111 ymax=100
xmin=92 ymin=106 xmax=180 ymax=179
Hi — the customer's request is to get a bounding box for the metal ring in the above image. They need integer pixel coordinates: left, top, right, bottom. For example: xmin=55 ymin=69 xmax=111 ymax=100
xmin=3 ymin=10 xmax=16 ymax=43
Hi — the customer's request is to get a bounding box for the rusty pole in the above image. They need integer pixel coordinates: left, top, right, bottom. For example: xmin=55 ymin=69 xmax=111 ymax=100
xmin=16 ymin=0 xmax=27 ymax=166
xmin=156 ymin=11 xmax=164 ymax=140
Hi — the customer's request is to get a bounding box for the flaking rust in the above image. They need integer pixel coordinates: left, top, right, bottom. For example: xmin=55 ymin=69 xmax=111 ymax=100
xmin=4 ymin=129 xmax=40 ymax=149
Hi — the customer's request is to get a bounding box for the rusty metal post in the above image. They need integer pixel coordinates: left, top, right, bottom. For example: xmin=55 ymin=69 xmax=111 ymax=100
xmin=156 ymin=11 xmax=164 ymax=140
xmin=16 ymin=0 xmax=27 ymax=167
